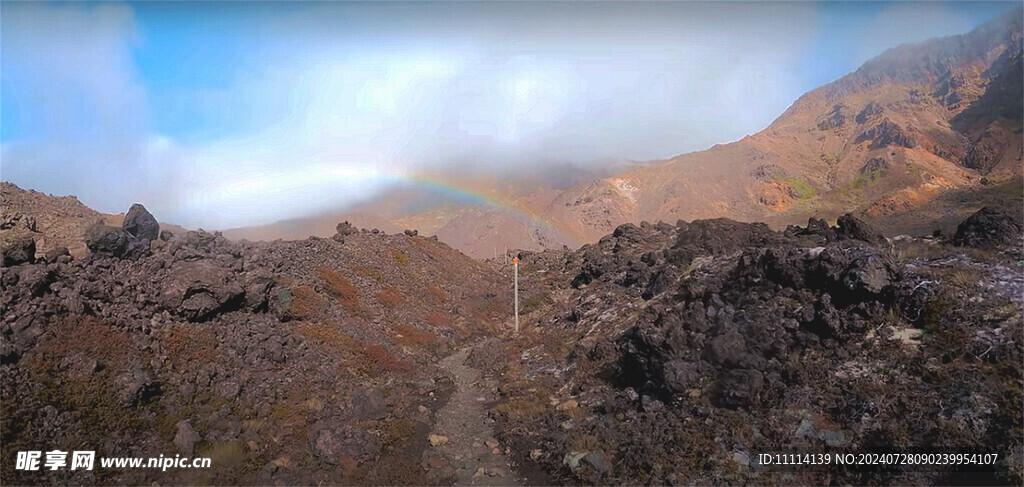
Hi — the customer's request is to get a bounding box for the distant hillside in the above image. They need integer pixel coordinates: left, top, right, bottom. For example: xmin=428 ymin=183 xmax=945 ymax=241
xmin=548 ymin=7 xmax=1022 ymax=242
xmin=218 ymin=8 xmax=1022 ymax=257
xmin=0 ymin=182 xmax=189 ymax=259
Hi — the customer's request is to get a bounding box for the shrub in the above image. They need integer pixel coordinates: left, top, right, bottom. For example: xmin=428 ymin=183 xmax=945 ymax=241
xmin=351 ymin=264 xmax=383 ymax=282
xmin=377 ymin=286 xmax=405 ymax=307
xmin=296 ymin=320 xmax=411 ymax=376
xmin=425 ymin=311 xmax=454 ymax=328
xmin=287 ymin=285 xmax=327 ymax=321
xmin=389 ymin=247 xmax=409 ymax=265
xmin=351 ymin=342 xmax=410 ymax=376
xmin=161 ymin=324 xmax=219 ymax=365
xmin=296 ymin=320 xmax=350 ymax=353
xmin=427 ymin=285 xmax=448 ymax=304
xmin=394 ymin=325 xmax=436 ymax=348
xmin=317 ymin=266 xmax=362 ymax=313
xmin=39 ymin=315 xmax=132 ymax=369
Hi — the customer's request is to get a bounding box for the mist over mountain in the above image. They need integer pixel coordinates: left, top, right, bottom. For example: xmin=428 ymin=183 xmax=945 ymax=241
xmin=2 ymin=1 xmax=1017 ymax=230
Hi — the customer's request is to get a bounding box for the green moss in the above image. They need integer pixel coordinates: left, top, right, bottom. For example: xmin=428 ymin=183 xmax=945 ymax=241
xmin=779 ymin=177 xmax=817 ymax=200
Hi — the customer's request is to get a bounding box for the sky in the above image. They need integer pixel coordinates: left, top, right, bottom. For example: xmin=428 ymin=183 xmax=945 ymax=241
xmin=0 ymin=1 xmax=1017 ymax=229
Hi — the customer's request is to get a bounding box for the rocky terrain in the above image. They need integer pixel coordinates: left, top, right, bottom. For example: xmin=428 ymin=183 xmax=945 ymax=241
xmin=2 ymin=179 xmax=1022 ymax=485
xmin=478 ymin=209 xmax=1023 ymax=485
xmin=1 ymin=191 xmax=518 ymax=485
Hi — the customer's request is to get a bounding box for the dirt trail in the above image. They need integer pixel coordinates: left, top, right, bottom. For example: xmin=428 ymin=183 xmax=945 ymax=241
xmin=428 ymin=347 xmax=523 ymax=486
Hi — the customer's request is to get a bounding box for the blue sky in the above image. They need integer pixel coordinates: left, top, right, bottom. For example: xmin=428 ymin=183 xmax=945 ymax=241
xmin=0 ymin=1 xmax=1017 ymax=228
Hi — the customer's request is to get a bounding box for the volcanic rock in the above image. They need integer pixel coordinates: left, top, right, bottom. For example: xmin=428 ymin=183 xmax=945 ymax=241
xmin=123 ymin=203 xmax=160 ymax=241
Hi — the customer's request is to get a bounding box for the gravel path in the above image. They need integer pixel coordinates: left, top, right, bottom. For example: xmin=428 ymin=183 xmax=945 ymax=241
xmin=428 ymin=347 xmax=522 ymax=486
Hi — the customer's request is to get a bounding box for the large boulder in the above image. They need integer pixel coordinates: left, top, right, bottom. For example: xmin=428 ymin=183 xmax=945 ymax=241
xmin=122 ymin=203 xmax=160 ymax=241
xmin=952 ymin=207 xmax=1022 ymax=248
xmin=835 ymin=214 xmax=885 ymax=245
xmin=160 ymin=261 xmax=245 ymax=321
xmin=85 ymin=224 xmax=133 ymax=257
xmin=2 ymin=237 xmax=36 ymax=266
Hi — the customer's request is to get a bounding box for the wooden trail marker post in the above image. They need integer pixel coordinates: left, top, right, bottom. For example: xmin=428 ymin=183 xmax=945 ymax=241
xmin=513 ymin=256 xmax=519 ymax=335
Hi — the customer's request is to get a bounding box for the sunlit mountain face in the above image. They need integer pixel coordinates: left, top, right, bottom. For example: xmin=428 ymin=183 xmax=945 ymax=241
xmin=2 ymin=1 xmax=1014 ymax=231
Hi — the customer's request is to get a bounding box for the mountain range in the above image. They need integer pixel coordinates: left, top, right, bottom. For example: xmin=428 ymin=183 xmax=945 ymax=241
xmin=225 ymin=8 xmax=1023 ymax=258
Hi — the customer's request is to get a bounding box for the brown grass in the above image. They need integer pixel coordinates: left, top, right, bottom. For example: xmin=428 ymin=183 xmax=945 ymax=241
xmin=161 ymin=323 xmax=219 ymax=365
xmin=39 ymin=315 xmax=132 ymax=369
xmin=425 ymin=311 xmax=454 ymax=328
xmin=296 ymin=320 xmax=411 ymax=376
xmin=351 ymin=264 xmax=383 ymax=282
xmin=389 ymin=247 xmax=410 ymax=265
xmin=351 ymin=342 xmax=410 ymax=376
xmin=287 ymin=285 xmax=327 ymax=321
xmin=317 ymin=266 xmax=363 ymax=313
xmin=394 ymin=324 xmax=436 ymax=348
xmin=376 ymin=285 xmax=406 ymax=307
xmin=296 ymin=320 xmax=350 ymax=353
xmin=427 ymin=285 xmax=449 ymax=304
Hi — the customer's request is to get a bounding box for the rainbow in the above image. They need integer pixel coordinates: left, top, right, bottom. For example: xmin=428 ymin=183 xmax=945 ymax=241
xmin=386 ymin=172 xmax=585 ymax=247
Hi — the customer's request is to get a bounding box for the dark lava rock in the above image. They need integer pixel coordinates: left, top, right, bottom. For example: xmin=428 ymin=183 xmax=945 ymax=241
xmin=348 ymin=387 xmax=387 ymax=420
xmin=18 ymin=265 xmax=54 ymax=297
xmin=2 ymin=236 xmax=36 ymax=266
xmin=404 ymin=229 xmax=418 ymax=237
xmin=86 ymin=224 xmax=133 ymax=257
xmin=715 ymin=368 xmax=763 ymax=408
xmin=115 ymin=365 xmax=160 ymax=408
xmin=835 ymin=213 xmax=885 ymax=245
xmin=174 ymin=420 xmax=202 ymax=456
xmin=856 ymin=118 xmax=916 ymax=148
xmin=160 ymin=261 xmax=245 ymax=321
xmin=953 ymin=207 xmax=1022 ymax=248
xmin=309 ymin=423 xmax=381 ymax=464
xmin=661 ymin=359 xmax=704 ymax=394
xmin=336 ymin=221 xmax=358 ymax=237
xmin=123 ymin=203 xmax=160 ymax=241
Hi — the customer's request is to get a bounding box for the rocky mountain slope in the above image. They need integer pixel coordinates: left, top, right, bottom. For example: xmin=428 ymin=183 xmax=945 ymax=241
xmin=1 ymin=183 xmax=190 ymax=259
xmin=1 ymin=193 xmax=513 ymax=485
xmin=2 ymin=181 xmax=1021 ymax=485
xmin=548 ymin=7 xmax=1022 ymax=243
xmin=479 ymin=210 xmax=1023 ymax=485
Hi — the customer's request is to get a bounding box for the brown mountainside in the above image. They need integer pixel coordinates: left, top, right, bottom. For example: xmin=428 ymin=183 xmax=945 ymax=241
xmin=549 ymin=8 xmax=1022 ymax=243
xmin=198 ymin=9 xmax=1022 ymax=257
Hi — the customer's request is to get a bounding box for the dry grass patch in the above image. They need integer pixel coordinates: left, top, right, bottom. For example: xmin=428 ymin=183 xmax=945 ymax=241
xmin=161 ymin=323 xmax=219 ymax=365
xmin=317 ymin=266 xmax=363 ymax=313
xmin=425 ymin=311 xmax=454 ymax=328
xmin=40 ymin=315 xmax=132 ymax=369
xmin=393 ymin=324 xmax=436 ymax=348
xmin=286 ymin=285 xmax=328 ymax=321
xmin=351 ymin=264 xmax=383 ymax=282
xmin=427 ymin=285 xmax=449 ymax=304
xmin=349 ymin=341 xmax=411 ymax=376
xmin=377 ymin=285 xmax=406 ymax=307
xmin=296 ymin=320 xmax=350 ymax=353
xmin=389 ymin=247 xmax=409 ymax=265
